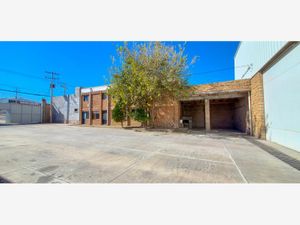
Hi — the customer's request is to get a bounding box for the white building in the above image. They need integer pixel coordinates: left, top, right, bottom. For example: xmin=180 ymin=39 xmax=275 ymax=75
xmin=235 ymin=41 xmax=300 ymax=152
xmin=0 ymin=98 xmax=43 ymax=124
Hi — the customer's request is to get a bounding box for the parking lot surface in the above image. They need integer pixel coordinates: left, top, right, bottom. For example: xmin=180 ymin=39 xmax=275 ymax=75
xmin=0 ymin=124 xmax=300 ymax=183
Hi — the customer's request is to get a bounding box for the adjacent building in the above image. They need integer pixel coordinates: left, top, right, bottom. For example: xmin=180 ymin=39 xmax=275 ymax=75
xmin=52 ymin=41 xmax=299 ymax=152
xmin=52 ymin=87 xmax=80 ymax=124
xmin=0 ymin=98 xmax=50 ymax=124
xmin=235 ymin=41 xmax=300 ymax=151
xmin=79 ymin=86 xmax=111 ymax=126
xmin=75 ymin=79 xmax=252 ymax=135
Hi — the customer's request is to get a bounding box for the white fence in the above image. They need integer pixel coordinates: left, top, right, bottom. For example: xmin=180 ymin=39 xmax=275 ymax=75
xmin=0 ymin=102 xmax=42 ymax=124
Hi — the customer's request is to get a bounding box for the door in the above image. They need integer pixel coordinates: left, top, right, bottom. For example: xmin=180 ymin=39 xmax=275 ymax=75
xmin=82 ymin=111 xmax=89 ymax=124
xmin=101 ymin=110 xmax=107 ymax=125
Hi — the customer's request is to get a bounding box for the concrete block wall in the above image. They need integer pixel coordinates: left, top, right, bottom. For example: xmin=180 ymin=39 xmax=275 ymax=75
xmin=53 ymin=93 xmax=80 ymax=124
xmin=0 ymin=102 xmax=42 ymax=124
xmin=250 ymin=72 xmax=266 ymax=139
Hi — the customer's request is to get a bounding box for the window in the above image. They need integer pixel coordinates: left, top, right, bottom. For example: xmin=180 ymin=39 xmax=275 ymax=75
xmin=74 ymin=108 xmax=78 ymax=113
xmin=102 ymin=93 xmax=107 ymax=100
xmin=102 ymin=110 xmax=107 ymax=125
xmin=83 ymin=95 xmax=89 ymax=102
xmin=93 ymin=111 xmax=100 ymax=119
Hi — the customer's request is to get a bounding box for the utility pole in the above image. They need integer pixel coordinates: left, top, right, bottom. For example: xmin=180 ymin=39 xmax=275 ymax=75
xmin=60 ymin=83 xmax=67 ymax=96
xmin=45 ymin=71 xmax=59 ymax=123
xmin=15 ymin=87 xmax=18 ymax=99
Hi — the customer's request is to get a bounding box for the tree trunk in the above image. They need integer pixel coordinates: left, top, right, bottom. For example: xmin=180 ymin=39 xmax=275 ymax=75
xmin=150 ymin=104 xmax=155 ymax=128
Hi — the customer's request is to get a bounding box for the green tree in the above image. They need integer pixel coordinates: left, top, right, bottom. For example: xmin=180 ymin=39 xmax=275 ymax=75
xmin=112 ymin=101 xmax=126 ymax=127
xmin=108 ymin=42 xmax=196 ymax=127
xmin=130 ymin=108 xmax=149 ymax=127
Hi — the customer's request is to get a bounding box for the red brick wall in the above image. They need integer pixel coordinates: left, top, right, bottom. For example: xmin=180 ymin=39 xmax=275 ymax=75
xmin=152 ymin=99 xmax=180 ymax=128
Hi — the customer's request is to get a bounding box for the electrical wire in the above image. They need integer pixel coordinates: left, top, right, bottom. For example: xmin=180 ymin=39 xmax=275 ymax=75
xmin=0 ymin=88 xmax=50 ymax=97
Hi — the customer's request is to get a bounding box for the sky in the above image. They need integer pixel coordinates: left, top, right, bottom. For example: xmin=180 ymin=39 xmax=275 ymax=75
xmin=0 ymin=41 xmax=240 ymax=102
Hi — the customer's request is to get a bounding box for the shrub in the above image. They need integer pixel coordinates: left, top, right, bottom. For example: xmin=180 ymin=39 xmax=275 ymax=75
xmin=112 ymin=101 xmax=126 ymax=127
xmin=130 ymin=108 xmax=149 ymax=127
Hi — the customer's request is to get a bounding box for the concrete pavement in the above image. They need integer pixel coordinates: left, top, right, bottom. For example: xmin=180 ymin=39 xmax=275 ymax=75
xmin=0 ymin=124 xmax=299 ymax=183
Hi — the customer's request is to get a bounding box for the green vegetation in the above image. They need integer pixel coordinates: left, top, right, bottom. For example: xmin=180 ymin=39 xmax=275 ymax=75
xmin=108 ymin=42 xmax=196 ymax=127
xmin=111 ymin=101 xmax=126 ymax=127
xmin=130 ymin=108 xmax=149 ymax=127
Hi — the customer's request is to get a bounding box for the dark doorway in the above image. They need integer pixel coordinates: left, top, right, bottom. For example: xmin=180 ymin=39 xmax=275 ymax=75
xmin=210 ymin=97 xmax=248 ymax=132
xmin=82 ymin=111 xmax=89 ymax=124
xmin=101 ymin=110 xmax=107 ymax=125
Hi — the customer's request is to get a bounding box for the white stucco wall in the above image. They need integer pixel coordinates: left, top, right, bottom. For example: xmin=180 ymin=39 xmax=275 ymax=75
xmin=263 ymin=44 xmax=300 ymax=151
xmin=235 ymin=41 xmax=287 ymax=79
xmin=81 ymin=85 xmax=108 ymax=93
xmin=0 ymin=102 xmax=42 ymax=124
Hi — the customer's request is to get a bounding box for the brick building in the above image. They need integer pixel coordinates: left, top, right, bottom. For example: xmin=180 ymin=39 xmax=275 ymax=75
xmin=67 ymin=41 xmax=300 ymax=153
xmin=78 ymin=79 xmax=254 ymax=136
xmin=152 ymin=79 xmax=252 ymax=133
xmin=79 ymin=85 xmax=141 ymax=127
xmin=79 ymin=86 xmax=112 ymax=126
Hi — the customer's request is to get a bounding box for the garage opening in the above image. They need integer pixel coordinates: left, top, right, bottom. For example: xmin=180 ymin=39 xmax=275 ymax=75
xmin=210 ymin=97 xmax=248 ymax=132
xmin=180 ymin=96 xmax=249 ymax=133
xmin=181 ymin=100 xmax=205 ymax=129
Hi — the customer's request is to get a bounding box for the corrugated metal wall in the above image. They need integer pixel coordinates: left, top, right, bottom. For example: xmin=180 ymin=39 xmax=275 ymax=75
xmin=263 ymin=44 xmax=300 ymax=151
xmin=235 ymin=41 xmax=287 ymax=79
xmin=0 ymin=102 xmax=42 ymax=124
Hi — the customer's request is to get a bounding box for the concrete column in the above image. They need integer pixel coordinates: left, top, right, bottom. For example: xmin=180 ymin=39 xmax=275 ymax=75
xmin=100 ymin=91 xmax=103 ymax=125
xmin=89 ymin=90 xmax=92 ymax=125
xmin=78 ymin=88 xmax=82 ymax=125
xmin=41 ymin=99 xmax=46 ymax=123
xmin=107 ymin=94 xmax=110 ymax=125
xmin=205 ymin=99 xmax=211 ymax=131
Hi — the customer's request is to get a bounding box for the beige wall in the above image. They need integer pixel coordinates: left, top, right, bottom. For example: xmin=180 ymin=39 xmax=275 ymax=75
xmin=181 ymin=101 xmax=205 ymax=128
xmin=152 ymin=99 xmax=180 ymax=128
xmin=250 ymin=72 xmax=266 ymax=139
xmin=233 ymin=97 xmax=248 ymax=132
xmin=192 ymin=79 xmax=251 ymax=93
xmin=210 ymin=102 xmax=234 ymax=129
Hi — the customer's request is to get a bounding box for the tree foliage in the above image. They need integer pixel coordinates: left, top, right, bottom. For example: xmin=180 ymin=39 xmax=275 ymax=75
xmin=108 ymin=42 xmax=196 ymax=127
xmin=130 ymin=108 xmax=149 ymax=126
xmin=112 ymin=101 xmax=126 ymax=127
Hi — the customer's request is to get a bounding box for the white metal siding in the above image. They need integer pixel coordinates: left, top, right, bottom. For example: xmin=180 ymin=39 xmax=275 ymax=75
xmin=235 ymin=41 xmax=287 ymax=79
xmin=263 ymin=44 xmax=300 ymax=151
xmin=0 ymin=102 xmax=42 ymax=124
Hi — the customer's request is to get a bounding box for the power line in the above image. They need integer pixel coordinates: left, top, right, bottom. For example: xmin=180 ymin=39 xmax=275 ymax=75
xmin=188 ymin=64 xmax=250 ymax=76
xmin=60 ymin=83 xmax=68 ymax=96
xmin=0 ymin=67 xmax=78 ymax=90
xmin=0 ymin=88 xmax=50 ymax=97
xmin=0 ymin=67 xmax=46 ymax=81
xmin=0 ymin=83 xmax=49 ymax=94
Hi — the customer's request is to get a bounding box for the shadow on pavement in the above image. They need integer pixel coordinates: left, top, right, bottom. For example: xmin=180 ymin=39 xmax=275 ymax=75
xmin=0 ymin=176 xmax=11 ymax=183
xmin=245 ymin=137 xmax=300 ymax=171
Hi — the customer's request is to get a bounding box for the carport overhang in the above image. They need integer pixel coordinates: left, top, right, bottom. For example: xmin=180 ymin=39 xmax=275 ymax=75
xmin=180 ymin=90 xmax=251 ymax=133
